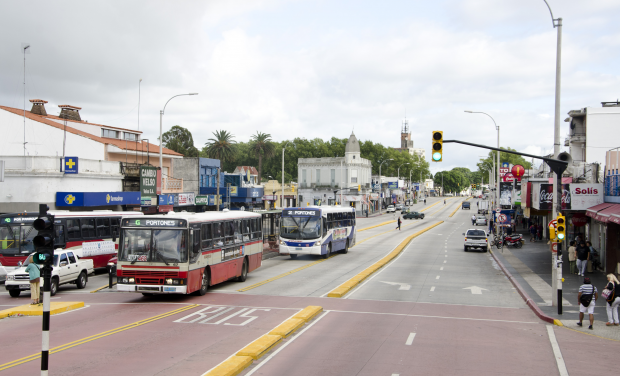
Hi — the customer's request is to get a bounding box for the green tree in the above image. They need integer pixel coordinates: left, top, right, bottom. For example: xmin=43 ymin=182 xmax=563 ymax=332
xmin=476 ymin=147 xmax=532 ymax=180
xmin=161 ymin=125 xmax=199 ymax=157
xmin=249 ymin=132 xmax=276 ymax=182
xmin=203 ymin=130 xmax=236 ymax=163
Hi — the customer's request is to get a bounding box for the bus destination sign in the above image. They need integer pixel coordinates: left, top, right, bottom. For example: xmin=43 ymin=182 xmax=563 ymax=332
xmin=123 ymin=219 xmax=186 ymax=227
xmin=283 ymin=210 xmax=320 ymax=217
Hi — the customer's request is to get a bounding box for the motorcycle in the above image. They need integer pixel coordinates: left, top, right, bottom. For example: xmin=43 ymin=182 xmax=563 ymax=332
xmin=497 ymin=233 xmax=523 ymax=249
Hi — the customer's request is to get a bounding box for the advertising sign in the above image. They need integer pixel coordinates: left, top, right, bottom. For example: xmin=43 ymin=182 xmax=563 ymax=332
xmin=500 ymin=182 xmax=512 ymax=206
xmin=56 ymin=192 xmax=141 ymax=207
xmin=502 ymin=173 xmax=515 ymax=182
xmin=499 ymin=162 xmax=510 ymax=177
xmin=388 ymin=182 xmax=398 ymax=189
xmin=535 ymin=183 xmax=602 ymax=211
xmin=64 ymin=157 xmax=78 ymax=174
xmin=158 ymin=194 xmax=174 ymax=205
xmin=195 ymin=196 xmax=210 ymax=205
xmin=177 ymin=193 xmax=195 ymax=206
xmin=514 ymin=181 xmax=522 ymax=206
xmin=140 ymin=166 xmax=158 ymax=196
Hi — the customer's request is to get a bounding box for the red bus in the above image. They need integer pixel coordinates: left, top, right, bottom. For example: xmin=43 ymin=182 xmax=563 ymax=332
xmin=116 ymin=211 xmax=263 ymax=295
xmin=0 ymin=211 xmax=144 ymax=271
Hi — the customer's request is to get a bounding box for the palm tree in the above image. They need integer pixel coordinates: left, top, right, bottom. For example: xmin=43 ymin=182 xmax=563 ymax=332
xmin=249 ymin=132 xmax=276 ymax=183
xmin=205 ymin=130 xmax=236 ymax=162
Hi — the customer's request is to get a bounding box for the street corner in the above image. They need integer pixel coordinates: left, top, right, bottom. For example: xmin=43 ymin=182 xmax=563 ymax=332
xmin=0 ymin=301 xmax=85 ymax=319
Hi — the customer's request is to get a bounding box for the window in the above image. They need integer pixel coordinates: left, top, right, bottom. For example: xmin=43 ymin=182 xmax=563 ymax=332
xmin=213 ymin=223 xmax=224 ymax=247
xmin=190 ymin=229 xmax=201 ymax=264
xmin=67 ymin=252 xmax=77 ymax=264
xmin=67 ymin=219 xmax=80 ymax=240
xmin=302 ymin=170 xmax=307 ymax=184
xmin=201 ymin=223 xmax=212 ymax=249
xmin=59 ymin=253 xmax=68 ymax=266
xmin=224 ymin=221 xmax=234 ymax=245
xmin=101 ymin=129 xmax=118 ymax=138
xmin=351 ymin=169 xmax=358 ymax=184
xmin=124 ymin=132 xmax=137 ymax=141
xmin=96 ymin=218 xmax=111 ymax=237
xmin=81 ymin=218 xmax=96 ymax=238
xmin=316 ymin=169 xmax=321 ymax=184
xmin=54 ymin=225 xmax=65 ymax=245
xmin=111 ymin=219 xmax=120 ymax=238
xmin=331 ymin=169 xmax=335 ymax=186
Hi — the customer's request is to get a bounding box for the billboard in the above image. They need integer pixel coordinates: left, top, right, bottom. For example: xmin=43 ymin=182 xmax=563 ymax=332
xmin=533 ymin=183 xmax=602 ymax=211
xmin=56 ymin=192 xmax=141 ymax=207
xmin=140 ymin=166 xmax=158 ymax=196
xmin=500 ymin=182 xmax=512 ymax=206
xmin=388 ymin=182 xmax=398 ymax=189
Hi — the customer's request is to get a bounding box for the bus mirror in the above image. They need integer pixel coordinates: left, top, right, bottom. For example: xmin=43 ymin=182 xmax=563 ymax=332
xmin=112 ymin=231 xmax=117 ymax=243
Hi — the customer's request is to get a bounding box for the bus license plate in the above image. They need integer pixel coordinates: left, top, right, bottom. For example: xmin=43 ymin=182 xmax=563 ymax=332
xmin=295 ymin=247 xmax=302 ymax=251
xmin=163 ymin=287 xmax=176 ymax=292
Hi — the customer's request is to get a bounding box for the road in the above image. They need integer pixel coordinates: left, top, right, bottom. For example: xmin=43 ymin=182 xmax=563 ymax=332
xmin=0 ymin=196 xmax=617 ymax=375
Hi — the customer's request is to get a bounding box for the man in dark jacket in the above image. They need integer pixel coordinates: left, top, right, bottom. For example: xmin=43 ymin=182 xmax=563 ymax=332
xmin=576 ymin=241 xmax=590 ymax=276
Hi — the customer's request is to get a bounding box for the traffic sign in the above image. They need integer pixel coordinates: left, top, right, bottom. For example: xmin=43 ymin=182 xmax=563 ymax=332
xmin=548 ymin=219 xmax=557 ymax=229
xmin=497 ymin=214 xmax=507 ymax=222
xmin=495 ymin=208 xmax=501 ymax=213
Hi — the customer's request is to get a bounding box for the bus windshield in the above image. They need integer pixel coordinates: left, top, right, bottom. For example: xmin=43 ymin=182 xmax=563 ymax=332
xmin=119 ymin=229 xmax=188 ymax=263
xmin=280 ymin=216 xmax=321 ymax=240
xmin=0 ymin=225 xmax=37 ymax=255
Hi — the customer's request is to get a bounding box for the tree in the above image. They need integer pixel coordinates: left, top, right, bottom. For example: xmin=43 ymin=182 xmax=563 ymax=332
xmin=161 ymin=125 xmax=199 ymax=157
xmin=249 ymin=132 xmax=276 ymax=182
xmin=476 ymin=147 xmax=533 ymax=181
xmin=203 ymin=130 xmax=236 ymax=163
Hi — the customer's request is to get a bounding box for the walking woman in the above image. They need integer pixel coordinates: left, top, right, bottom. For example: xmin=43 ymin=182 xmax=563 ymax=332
xmin=604 ymin=274 xmax=620 ymax=326
xmin=25 ymin=256 xmax=40 ymax=305
xmin=396 ymin=216 xmax=402 ymax=231
xmin=568 ymin=241 xmax=577 ymax=274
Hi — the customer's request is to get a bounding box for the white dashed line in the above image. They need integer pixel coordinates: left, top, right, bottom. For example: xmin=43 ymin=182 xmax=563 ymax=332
xmin=430 ymin=286 xmax=435 ymax=292
xmin=405 ymin=333 xmax=416 ymax=345
xmin=440 ymin=267 xmax=444 ymax=270
xmin=436 ymin=276 xmax=440 ymax=280
xmin=443 ymin=260 xmax=446 ymax=263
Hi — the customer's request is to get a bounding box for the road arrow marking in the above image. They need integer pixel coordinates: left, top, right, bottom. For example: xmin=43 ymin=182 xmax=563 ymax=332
xmin=380 ymin=281 xmax=411 ymax=290
xmin=463 ymin=286 xmax=488 ymax=295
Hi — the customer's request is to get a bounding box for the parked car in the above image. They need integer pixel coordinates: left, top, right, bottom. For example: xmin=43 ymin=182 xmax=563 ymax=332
xmin=475 ymin=215 xmax=488 ymax=226
xmin=463 ymin=229 xmax=488 ymax=252
xmin=5 ymin=250 xmax=95 ymax=297
xmin=403 ymin=211 xmax=425 ymax=220
xmin=395 ymin=204 xmax=404 ymax=211
xmin=386 ymin=205 xmax=396 ymax=213
xmin=462 ymin=202 xmax=471 ymax=210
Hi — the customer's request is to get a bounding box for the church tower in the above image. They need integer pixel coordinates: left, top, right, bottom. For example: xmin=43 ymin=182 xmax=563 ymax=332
xmin=401 ymin=118 xmax=414 ymax=149
xmin=345 ymin=131 xmax=361 ymax=163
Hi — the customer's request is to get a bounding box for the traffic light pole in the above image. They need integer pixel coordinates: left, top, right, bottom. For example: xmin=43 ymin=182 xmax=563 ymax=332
xmin=41 ymin=263 xmax=52 ymax=375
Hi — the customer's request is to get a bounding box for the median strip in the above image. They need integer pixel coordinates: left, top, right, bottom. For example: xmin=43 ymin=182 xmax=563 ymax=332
xmin=91 ymin=282 xmax=116 ymax=293
xmin=0 ymin=301 xmax=84 ymax=319
xmin=202 ymin=306 xmax=323 ymax=376
xmin=327 ymin=221 xmax=444 ymax=298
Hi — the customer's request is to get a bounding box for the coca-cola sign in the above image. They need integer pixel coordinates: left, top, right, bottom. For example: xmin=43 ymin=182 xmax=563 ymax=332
xmin=538 ymin=184 xmax=571 ymax=210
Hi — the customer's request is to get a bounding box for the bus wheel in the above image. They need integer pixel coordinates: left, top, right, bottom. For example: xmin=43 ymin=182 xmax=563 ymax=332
xmin=237 ymin=259 xmax=248 ymax=282
xmin=342 ymin=240 xmax=349 ymax=254
xmin=290 ymin=254 xmax=298 ymax=259
xmin=323 ymin=244 xmax=331 ymax=259
xmin=198 ymin=269 xmax=210 ymax=296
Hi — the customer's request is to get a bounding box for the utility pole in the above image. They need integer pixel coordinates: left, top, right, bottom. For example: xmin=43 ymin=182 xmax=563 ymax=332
xmin=216 ymin=167 xmax=220 ymax=211
xmin=23 ymin=44 xmax=30 ymax=156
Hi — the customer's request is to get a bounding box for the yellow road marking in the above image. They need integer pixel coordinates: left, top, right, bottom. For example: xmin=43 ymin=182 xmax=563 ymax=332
xmin=91 ymin=282 xmax=116 ymax=293
xmin=449 ymin=203 xmax=461 ymax=217
xmin=358 ymin=220 xmax=396 ymax=232
xmin=0 ymin=304 xmax=199 ymax=372
xmin=429 ymin=197 xmax=460 ymax=216
xmin=420 ymin=200 xmax=441 ymax=212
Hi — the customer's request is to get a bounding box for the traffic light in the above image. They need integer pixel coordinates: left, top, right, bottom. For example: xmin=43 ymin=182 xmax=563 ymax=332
xmin=548 ymin=224 xmax=557 ymax=240
xmin=432 ymin=131 xmax=443 ymax=162
xmin=291 ymin=185 xmax=295 ymax=193
xmin=358 ymin=184 xmax=361 ymax=192
xmin=471 ymin=184 xmax=475 ymax=189
xmin=556 ymin=213 xmax=566 ymax=241
xmin=33 ymin=204 xmax=55 ymax=265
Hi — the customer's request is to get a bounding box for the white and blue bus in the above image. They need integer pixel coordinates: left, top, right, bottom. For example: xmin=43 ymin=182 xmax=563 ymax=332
xmin=279 ymin=206 xmax=356 ymax=259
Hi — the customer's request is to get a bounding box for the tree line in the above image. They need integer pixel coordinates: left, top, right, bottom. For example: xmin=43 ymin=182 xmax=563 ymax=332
xmin=161 ymin=125 xmax=431 ymax=184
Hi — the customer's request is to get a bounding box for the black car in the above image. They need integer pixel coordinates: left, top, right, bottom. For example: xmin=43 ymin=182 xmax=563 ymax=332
xmin=403 ymin=211 xmax=424 ymax=219
xmin=462 ymin=202 xmax=471 ymax=210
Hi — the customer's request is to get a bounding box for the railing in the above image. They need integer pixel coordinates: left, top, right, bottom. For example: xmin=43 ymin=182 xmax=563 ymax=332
xmin=162 ymin=177 xmax=183 ymax=193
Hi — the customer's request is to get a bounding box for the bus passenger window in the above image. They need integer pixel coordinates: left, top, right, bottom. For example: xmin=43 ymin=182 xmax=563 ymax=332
xmin=213 ymin=223 xmax=224 ymax=247
xmin=242 ymin=220 xmax=250 ymax=241
xmin=111 ymin=219 xmax=120 ymax=238
xmin=250 ymin=219 xmax=256 ymax=239
xmin=67 ymin=219 xmax=80 ymax=240
xmin=82 ymin=219 xmax=96 ymax=238
xmin=234 ymin=220 xmax=242 ymax=243
xmin=201 ymin=223 xmax=212 ymax=249
xmin=190 ymin=229 xmax=201 ymax=264
xmin=322 ymin=218 xmax=327 ymax=238
xmin=54 ymin=225 xmax=65 ymax=245
xmin=224 ymin=221 xmax=233 ymax=245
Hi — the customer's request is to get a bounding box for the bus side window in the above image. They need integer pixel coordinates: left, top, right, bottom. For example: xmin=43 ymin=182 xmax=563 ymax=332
xmin=111 ymin=219 xmax=120 ymax=239
xmin=250 ymin=218 xmax=256 ymax=239
xmin=54 ymin=225 xmax=65 ymax=245
xmin=201 ymin=223 xmax=212 ymax=249
xmin=224 ymin=221 xmax=233 ymax=245
xmin=353 ymin=212 xmax=356 ymax=226
xmin=213 ymin=223 xmax=224 ymax=247
xmin=242 ymin=219 xmax=250 ymax=241
xmin=190 ymin=229 xmax=201 ymax=264
xmin=82 ymin=218 xmax=96 ymax=238
xmin=67 ymin=219 xmax=80 ymax=240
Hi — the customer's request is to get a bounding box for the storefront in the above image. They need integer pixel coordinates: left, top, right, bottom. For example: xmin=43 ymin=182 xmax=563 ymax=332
xmin=586 ymin=202 xmax=620 ymax=273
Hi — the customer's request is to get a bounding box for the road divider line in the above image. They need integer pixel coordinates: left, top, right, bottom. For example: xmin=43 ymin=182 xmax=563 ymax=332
xmin=430 ymin=198 xmax=462 ymax=217
xmin=358 ymin=220 xmax=396 ymax=232
xmin=327 ymin=221 xmax=444 ymax=298
xmin=0 ymin=304 xmax=200 ymax=372
xmin=202 ymin=306 xmax=323 ymax=376
xmin=448 ymin=203 xmax=461 ymax=217
xmin=91 ymin=282 xmax=116 ymax=293
xmin=405 ymin=333 xmax=416 ymax=345
xmin=420 ymin=200 xmax=442 ymax=212
xmin=546 ymin=326 xmax=569 ymax=376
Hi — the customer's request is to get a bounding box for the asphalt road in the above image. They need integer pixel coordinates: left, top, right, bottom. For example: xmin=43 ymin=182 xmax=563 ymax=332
xmin=0 ymin=196 xmax=617 ymax=375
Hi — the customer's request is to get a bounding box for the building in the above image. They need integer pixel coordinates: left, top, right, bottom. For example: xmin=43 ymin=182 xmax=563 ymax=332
xmin=297 ymin=132 xmax=372 ymax=213
xmin=0 ymin=100 xmax=182 ymax=212
xmin=263 ymin=180 xmax=297 ymax=209
xmin=392 ymin=119 xmax=426 ymax=159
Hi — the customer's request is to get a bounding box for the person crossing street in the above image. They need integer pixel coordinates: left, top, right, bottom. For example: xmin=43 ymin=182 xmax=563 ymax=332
xmin=471 ymin=215 xmax=476 ymax=226
xmin=396 ymin=216 xmax=402 ymax=231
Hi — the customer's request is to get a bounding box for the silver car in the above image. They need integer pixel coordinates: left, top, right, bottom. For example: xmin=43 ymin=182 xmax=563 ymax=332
xmin=475 ymin=215 xmax=487 ymax=226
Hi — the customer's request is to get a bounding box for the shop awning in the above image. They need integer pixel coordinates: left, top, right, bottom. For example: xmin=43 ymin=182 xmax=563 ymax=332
xmin=591 ymin=203 xmax=620 ymax=222
xmin=610 ymin=212 xmax=620 ymax=225
xmin=585 ymin=202 xmax=614 ymax=219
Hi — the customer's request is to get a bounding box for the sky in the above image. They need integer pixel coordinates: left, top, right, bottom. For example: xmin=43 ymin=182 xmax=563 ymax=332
xmin=1 ymin=0 xmax=619 ymax=174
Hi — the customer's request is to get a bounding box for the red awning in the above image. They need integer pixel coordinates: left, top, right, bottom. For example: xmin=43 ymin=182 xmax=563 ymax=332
xmin=610 ymin=212 xmax=620 ymax=225
xmin=593 ymin=204 xmax=620 ymax=223
xmin=585 ymin=202 xmax=614 ymax=218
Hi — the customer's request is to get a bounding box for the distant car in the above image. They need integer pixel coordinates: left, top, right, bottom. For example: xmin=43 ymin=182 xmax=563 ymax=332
xmin=395 ymin=204 xmax=404 ymax=211
xmin=403 ymin=211 xmax=424 ymax=220
xmin=475 ymin=215 xmax=487 ymax=226
xmin=386 ymin=205 xmax=396 ymax=213
xmin=463 ymin=229 xmax=488 ymax=252
xmin=462 ymin=202 xmax=471 ymax=210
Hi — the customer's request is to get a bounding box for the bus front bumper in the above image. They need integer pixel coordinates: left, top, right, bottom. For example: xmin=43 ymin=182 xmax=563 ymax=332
xmin=117 ymin=284 xmax=188 ymax=294
xmin=280 ymin=244 xmax=323 ymax=256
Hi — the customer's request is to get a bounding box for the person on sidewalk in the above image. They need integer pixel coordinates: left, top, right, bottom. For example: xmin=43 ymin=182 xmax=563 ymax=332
xmin=529 ymin=224 xmax=537 ymax=242
xmin=396 ymin=216 xmax=402 ymax=231
xmin=471 ymin=215 xmax=476 ymax=226
xmin=25 ymin=256 xmax=40 ymax=305
xmin=576 ymin=241 xmax=590 ymax=276
xmin=604 ymin=274 xmax=620 ymax=326
xmin=568 ymin=241 xmax=577 ymax=275
xmin=577 ymin=277 xmax=598 ymax=330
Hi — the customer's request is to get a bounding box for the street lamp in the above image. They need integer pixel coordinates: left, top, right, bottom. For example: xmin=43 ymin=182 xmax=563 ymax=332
xmin=281 ymin=142 xmax=289 ymax=209
xmin=397 ymin=163 xmax=410 ymax=204
xmin=159 ymin=93 xmax=198 ymax=187
xmin=465 ymin=111 xmax=499 ymax=213
xmin=378 ymin=158 xmax=393 ymax=215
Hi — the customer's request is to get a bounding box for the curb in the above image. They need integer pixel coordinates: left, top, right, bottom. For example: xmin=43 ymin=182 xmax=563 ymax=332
xmin=0 ymin=301 xmax=85 ymax=319
xmin=327 ymin=221 xmax=444 ymax=298
xmin=203 ymin=306 xmax=323 ymax=376
xmin=489 ymin=249 xmax=557 ymax=325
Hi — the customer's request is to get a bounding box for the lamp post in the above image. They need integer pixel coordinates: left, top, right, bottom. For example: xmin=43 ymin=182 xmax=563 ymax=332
xmin=281 ymin=142 xmax=288 ymax=208
xmin=397 ymin=163 xmax=410 ymax=204
xmin=378 ymin=158 xmax=393 ymax=215
xmin=465 ymin=111 xmax=500 ymax=214
xmin=159 ymin=93 xmax=198 ymax=187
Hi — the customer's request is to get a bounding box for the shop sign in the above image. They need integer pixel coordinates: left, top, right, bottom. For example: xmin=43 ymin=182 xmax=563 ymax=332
xmin=388 ymin=182 xmax=398 ymax=189
xmin=571 ymin=213 xmax=588 ymax=227
xmin=140 ymin=166 xmax=158 ymax=196
xmin=195 ymin=196 xmax=210 ymax=205
xmin=177 ymin=193 xmax=195 ymax=206
xmin=56 ymin=192 xmax=141 ymax=207
xmin=158 ymin=194 xmax=174 ymax=205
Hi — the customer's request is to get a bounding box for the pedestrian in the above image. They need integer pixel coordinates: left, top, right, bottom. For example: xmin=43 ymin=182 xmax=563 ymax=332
xmin=586 ymin=241 xmax=601 ymax=271
xmin=424 ymin=199 xmax=426 ymax=205
xmin=576 ymin=241 xmax=590 ymax=276
xmin=25 ymin=256 xmax=40 ymax=305
xmin=568 ymin=241 xmax=577 ymax=275
xmin=471 ymin=215 xmax=476 ymax=226
xmin=577 ymin=277 xmax=598 ymax=330
xmin=529 ymin=224 xmax=536 ymax=242
xmin=604 ymin=274 xmax=620 ymax=326
xmin=396 ymin=216 xmax=402 ymax=231
xmin=444 ymin=199 xmax=446 ymax=205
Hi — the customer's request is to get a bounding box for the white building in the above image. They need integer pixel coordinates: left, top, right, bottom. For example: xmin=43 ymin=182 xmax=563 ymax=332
xmin=297 ymin=132 xmax=372 ymax=213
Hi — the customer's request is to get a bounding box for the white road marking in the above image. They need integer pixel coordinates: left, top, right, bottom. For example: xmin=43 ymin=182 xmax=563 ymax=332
xmin=463 ymin=286 xmax=488 ymax=295
xmin=380 ymin=281 xmax=411 ymax=290
xmin=430 ymin=286 xmax=435 ymax=292
xmin=443 ymin=260 xmax=446 ymax=263
xmin=405 ymin=332 xmax=416 ymax=345
xmin=546 ymin=325 xmax=569 ymax=376
xmin=392 ymin=374 xmax=400 ymax=376
xmin=440 ymin=267 xmax=444 ymax=270
xmin=444 ymin=255 xmax=447 ymax=257
xmin=435 ymin=276 xmax=440 ymax=280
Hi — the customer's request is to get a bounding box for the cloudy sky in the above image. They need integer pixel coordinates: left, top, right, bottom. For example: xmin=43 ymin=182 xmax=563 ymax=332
xmin=1 ymin=0 xmax=619 ymax=173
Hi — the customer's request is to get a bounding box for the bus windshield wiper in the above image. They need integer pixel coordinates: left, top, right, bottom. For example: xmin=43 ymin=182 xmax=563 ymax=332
xmin=155 ymin=251 xmax=170 ymax=265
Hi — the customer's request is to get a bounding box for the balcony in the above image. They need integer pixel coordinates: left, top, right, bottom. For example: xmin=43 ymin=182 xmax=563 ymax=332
xmin=162 ymin=177 xmax=183 ymax=193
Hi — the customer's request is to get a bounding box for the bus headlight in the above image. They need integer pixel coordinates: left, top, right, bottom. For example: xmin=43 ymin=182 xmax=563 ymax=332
xmin=166 ymin=278 xmax=173 ymax=284
xmin=314 ymin=241 xmax=321 ymax=246
xmin=128 ymin=278 xmax=135 ymax=283
xmin=280 ymin=240 xmax=286 ymax=245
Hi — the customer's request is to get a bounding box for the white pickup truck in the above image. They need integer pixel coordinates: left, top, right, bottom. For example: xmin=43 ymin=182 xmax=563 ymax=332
xmin=5 ymin=249 xmax=95 ymax=297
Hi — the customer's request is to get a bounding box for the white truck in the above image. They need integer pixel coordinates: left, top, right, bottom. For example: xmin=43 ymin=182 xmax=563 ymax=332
xmin=478 ymin=200 xmax=490 ymax=214
xmin=5 ymin=249 xmax=95 ymax=297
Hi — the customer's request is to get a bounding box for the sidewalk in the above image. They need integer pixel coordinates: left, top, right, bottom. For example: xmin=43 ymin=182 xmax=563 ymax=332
xmin=492 ymin=227 xmax=619 ymax=341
